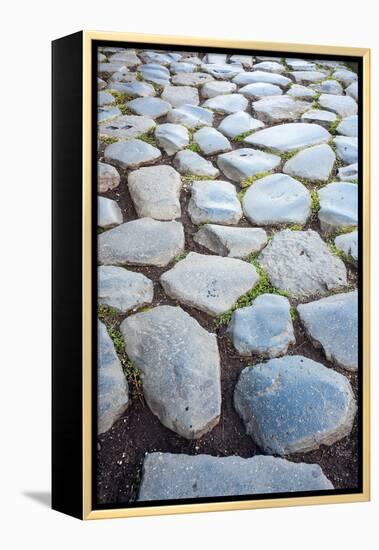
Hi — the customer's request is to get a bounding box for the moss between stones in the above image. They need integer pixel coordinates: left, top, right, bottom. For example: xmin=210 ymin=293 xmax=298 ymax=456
xmin=240 ymin=171 xmax=271 ymax=189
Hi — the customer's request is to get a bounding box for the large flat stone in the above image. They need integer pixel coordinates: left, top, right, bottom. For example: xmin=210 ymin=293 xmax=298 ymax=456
xmin=319 ymin=94 xmax=358 ymax=117
xmin=253 ymin=61 xmax=285 ymax=73
xmin=98 ymin=197 xmax=123 ymax=228
xmin=120 ymin=306 xmax=221 ymax=439
xmin=301 ymin=109 xmax=337 ymax=129
xmin=155 ymin=123 xmax=189 ymax=155
xmin=335 ymin=230 xmax=358 ymax=265
xmin=171 ymin=72 xmax=215 ymax=87
xmin=193 ymin=127 xmax=232 ymax=155
xmin=201 ymin=63 xmax=244 ymax=79
xmin=283 ymin=144 xmax=335 ymax=182
xmin=201 ymin=81 xmax=237 ymax=99
xmin=98 ymin=218 xmax=184 ymax=266
xmin=336 ymin=115 xmax=358 ymax=137
xmin=107 ymin=80 xmax=155 ymax=98
xmin=298 ymin=291 xmax=358 ymax=371
xmin=194 ymin=224 xmax=267 ymax=258
xmin=286 ymin=84 xmax=317 ymax=100
xmin=128 ymin=165 xmax=182 ymax=220
xmin=234 ymin=355 xmax=356 ymax=454
xmin=104 ymin=139 xmax=161 ymax=170
xmin=217 ymin=148 xmax=280 ymax=182
xmin=98 ymin=265 xmax=154 ymax=313
xmin=217 ymin=111 xmax=264 ymax=139
xmin=242 ymin=173 xmax=310 ymax=225
xmin=140 ymin=63 xmax=170 ymax=86
xmin=188 ymin=180 xmax=242 ymax=225
xmin=318 ymin=182 xmax=358 ymax=232
xmin=337 ymin=163 xmax=358 ymax=182
xmin=138 ymin=452 xmax=333 ymax=500
xmin=258 ymin=229 xmax=347 ymax=298
xmin=333 ymin=136 xmax=358 ymax=164
xmin=127 ymin=97 xmax=171 ymax=119
xmin=98 ymin=105 xmax=121 ymax=123
xmin=332 ymin=69 xmax=357 ymax=87
xmin=98 ymin=162 xmax=120 ymax=192
xmin=290 ymin=70 xmax=328 ymax=84
xmin=346 ymin=81 xmax=358 ymax=101
xmin=160 ymin=252 xmax=259 ymax=316
xmin=173 ymin=149 xmax=219 ymax=177
xmin=161 ymin=85 xmax=199 ymax=107
xmin=202 ymin=93 xmax=248 ymax=114
xmin=167 ymin=105 xmax=214 ymax=128
xmin=233 ymin=71 xmax=291 ymax=88
xmin=228 ymin=294 xmax=295 ymax=357
xmin=98 ymin=115 xmax=156 ymax=140
xmin=245 ymin=123 xmax=330 ymax=152
xmin=252 ymin=96 xmax=310 ymax=124
xmin=310 ymin=79 xmax=344 ymax=95
xmin=239 ymin=82 xmax=283 ymax=100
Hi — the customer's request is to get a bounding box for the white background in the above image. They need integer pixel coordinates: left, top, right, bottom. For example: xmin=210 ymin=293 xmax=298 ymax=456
xmin=1 ymin=1 xmax=377 ymax=548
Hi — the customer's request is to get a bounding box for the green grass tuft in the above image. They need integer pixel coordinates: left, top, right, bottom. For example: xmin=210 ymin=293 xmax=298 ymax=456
xmin=240 ymin=171 xmax=271 ymax=189
xmin=100 ymin=135 xmax=118 ymax=145
xmin=310 ymin=190 xmax=320 ymax=218
xmin=181 ymin=174 xmax=216 ymax=182
xmin=232 ymin=131 xmax=254 ymax=143
xmin=328 ymin=116 xmax=342 ymax=135
xmin=288 ymin=224 xmax=303 ymax=231
xmin=290 ymin=306 xmax=297 ymax=321
xmin=186 ymin=142 xmax=201 ymax=153
xmin=173 ymin=252 xmax=188 ymax=263
xmin=138 ymin=133 xmax=157 ymax=146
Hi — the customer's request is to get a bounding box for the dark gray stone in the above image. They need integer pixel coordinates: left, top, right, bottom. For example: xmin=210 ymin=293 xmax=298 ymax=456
xmin=98 ymin=266 xmax=154 ymax=313
xmin=98 ymin=162 xmax=120 ymax=192
xmin=127 ymin=97 xmax=171 ymax=119
xmin=188 ymin=180 xmax=242 ymax=225
xmin=155 ymin=123 xmax=189 ymax=155
xmin=98 ymin=115 xmax=156 ymax=140
xmin=193 ymin=127 xmax=232 ymax=155
xmin=98 ymin=197 xmax=123 ymax=228
xmin=104 ymin=139 xmax=161 ymax=170
xmin=167 ymin=104 xmax=214 ymax=128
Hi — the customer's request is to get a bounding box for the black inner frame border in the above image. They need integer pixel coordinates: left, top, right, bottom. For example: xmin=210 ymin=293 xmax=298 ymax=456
xmin=91 ymin=38 xmax=364 ymax=512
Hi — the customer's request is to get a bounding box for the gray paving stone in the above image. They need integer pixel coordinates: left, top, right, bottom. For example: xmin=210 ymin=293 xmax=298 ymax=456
xmin=98 ymin=196 xmax=123 ymax=228
xmin=245 ymin=123 xmax=330 ymax=152
xmin=98 ymin=162 xmax=120 ymax=192
xmin=202 ymin=93 xmax=248 ymax=114
xmin=139 ymin=63 xmax=171 ymax=86
xmin=140 ymin=52 xmax=174 ymax=65
xmin=319 ymin=94 xmax=358 ymax=117
xmin=230 ymin=54 xmax=253 ymax=67
xmin=335 ymin=230 xmax=358 ymax=266
xmin=234 ymin=355 xmax=356 ymax=454
xmin=333 ymin=136 xmax=358 ymax=164
xmin=258 ymin=229 xmax=347 ymax=297
xmin=98 ymin=218 xmax=184 ymax=266
xmin=243 ymin=173 xmax=310 ymax=225
xmin=98 ymin=106 xmax=121 ymax=123
xmin=108 ymin=80 xmax=156 ymax=98
xmin=167 ymin=104 xmax=214 ymax=128
xmin=336 ymin=115 xmax=358 ymax=137
xmin=127 ymin=97 xmax=172 ymax=119
xmin=337 ymin=163 xmax=358 ymax=182
xmin=239 ymin=82 xmax=283 ymax=100
xmin=204 ymin=53 xmax=227 ymax=64
xmin=170 ymin=61 xmax=195 ymax=74
xmin=188 ymin=180 xmax=242 ymax=225
xmin=228 ymin=294 xmax=295 ymax=357
xmin=155 ymin=123 xmax=189 ymax=155
xmin=233 ymin=71 xmax=292 ymax=88
xmin=301 ymin=109 xmax=337 ymax=128
xmin=202 ymin=63 xmax=244 ymax=79
xmin=161 ymin=252 xmax=259 ymax=316
xmin=290 ymin=70 xmax=328 ymax=84
xmin=98 ymin=265 xmax=154 ymax=313
xmin=217 ymin=111 xmax=265 ymax=139
xmin=253 ymin=61 xmax=285 ymax=73
xmin=283 ymin=144 xmax=335 ymax=182
xmin=98 ymin=91 xmax=115 ymax=106
xmin=310 ymin=79 xmax=344 ymax=95
xmin=98 ymin=77 xmax=107 ymax=90
xmin=346 ymin=81 xmax=358 ymax=101
xmin=318 ymin=182 xmax=358 ymax=232
xmin=171 ymin=72 xmax=215 ymax=87
xmin=161 ymin=85 xmax=199 ymax=107
xmin=120 ymin=306 xmax=221 ymax=439
xmin=252 ymin=96 xmax=310 ymax=124
xmin=217 ymin=148 xmax=280 ymax=182
xmin=109 ymin=69 xmax=138 ymax=83
xmin=104 ymin=139 xmax=161 ymax=170
xmin=109 ymin=50 xmax=141 ymax=67
xmin=98 ymin=62 xmax=127 ymax=77
xmin=173 ymin=149 xmax=220 ymax=177
xmin=332 ymin=69 xmax=357 ymax=87
xmin=98 ymin=115 xmax=156 ymax=140
xmin=201 ymin=80 xmax=237 ymax=99
xmin=193 ymin=127 xmax=232 ymax=155
xmin=285 ymin=59 xmax=316 ymax=71
xmin=298 ymin=291 xmax=358 ymax=371
xmin=286 ymin=84 xmax=317 ymax=100
xmin=194 ymin=224 xmax=267 ymax=258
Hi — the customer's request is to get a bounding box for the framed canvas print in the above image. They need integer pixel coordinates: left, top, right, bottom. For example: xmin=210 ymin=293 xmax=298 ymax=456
xmin=52 ymin=31 xmax=370 ymax=520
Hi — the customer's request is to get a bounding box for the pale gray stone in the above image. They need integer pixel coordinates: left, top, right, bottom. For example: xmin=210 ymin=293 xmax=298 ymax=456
xmin=128 ymin=165 xmax=182 ymax=220
xmin=161 ymin=252 xmax=259 ymax=316
xmin=109 ymin=51 xmax=141 ymax=67
xmin=98 ymin=115 xmax=156 ymax=140
xmin=155 ymin=123 xmax=189 ymax=155
xmin=98 ymin=162 xmax=120 ymax=192
xmin=310 ymin=79 xmax=344 ymax=95
xmin=333 ymin=136 xmax=358 ymax=164
xmin=109 ymin=69 xmax=138 ymax=83
xmin=217 ymin=148 xmax=280 ymax=182
xmin=202 ymin=93 xmax=248 ymax=114
xmin=167 ymin=105 xmax=214 ymax=128
xmin=173 ymin=150 xmax=219 ymax=177
xmin=301 ymin=109 xmax=337 ymax=128
xmin=336 ymin=115 xmax=358 ymax=137
xmin=108 ymin=80 xmax=155 ymax=98
xmin=171 ymin=72 xmax=214 ymax=86
xmin=335 ymin=230 xmax=358 ymax=265
xmin=170 ymin=61 xmax=196 ymax=74
xmin=188 ymin=180 xmax=242 ymax=225
xmin=194 ymin=224 xmax=267 ymax=258
xmin=204 ymin=53 xmax=227 ymax=64
xmin=346 ymin=81 xmax=358 ymax=101
xmin=201 ymin=81 xmax=237 ymax=99
xmin=98 ymin=266 xmax=154 ymax=313
xmin=285 ymin=59 xmax=316 ymax=71
xmin=202 ymin=63 xmax=244 ymax=79
xmin=193 ymin=127 xmax=232 ymax=155
xmin=319 ymin=94 xmax=358 ymax=117
xmin=98 ymin=77 xmax=107 ymax=90
xmin=233 ymin=71 xmax=291 ymax=88
xmin=253 ymin=61 xmax=285 ymax=73
xmin=337 ymin=163 xmax=358 ymax=182
xmin=332 ymin=69 xmax=357 ymax=87
xmin=127 ymin=97 xmax=171 ymax=119
xmin=243 ymin=173 xmax=310 ymax=225
xmin=245 ymin=123 xmax=330 ymax=152
xmin=98 ymin=197 xmax=123 ymax=228
xmin=298 ymin=291 xmax=358 ymax=371
xmin=258 ymin=229 xmax=347 ymax=297
xmin=283 ymin=144 xmax=335 ymax=182
xmin=239 ymin=82 xmax=283 ymax=100
xmin=98 ymin=62 xmax=126 ymax=76
xmin=98 ymin=218 xmax=184 ymax=267
xmin=228 ymin=294 xmax=295 ymax=357
xmin=290 ymin=70 xmax=328 ymax=84
xmin=286 ymin=84 xmax=317 ymax=100
xmin=104 ymin=139 xmax=161 ymax=170
xmin=182 ymin=56 xmax=202 ymax=65
xmin=98 ymin=106 xmax=121 ymax=123
xmin=140 ymin=52 xmax=173 ymax=65
xmin=120 ymin=306 xmax=221 ymax=439
xmin=217 ymin=111 xmax=265 ymax=139
xmin=139 ymin=63 xmax=171 ymax=86
xmin=230 ymin=55 xmax=253 ymax=68
xmin=98 ymin=52 xmax=107 ymax=63
xmin=98 ymin=321 xmax=129 ymax=435
xmin=252 ymin=96 xmax=310 ymax=124
xmin=161 ymin=85 xmax=199 ymax=107
xmin=234 ymin=355 xmax=356 ymax=454
xmin=318 ymin=182 xmax=358 ymax=232
xmin=138 ymin=452 xmax=333 ymax=500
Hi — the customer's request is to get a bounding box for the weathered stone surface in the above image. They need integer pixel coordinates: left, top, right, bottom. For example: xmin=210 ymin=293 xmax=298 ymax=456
xmin=140 ymin=52 xmax=173 ymax=65
xmin=161 ymin=252 xmax=259 ymax=316
xmin=332 ymin=69 xmax=357 ymax=87
xmin=318 ymin=182 xmax=358 ymax=232
xmin=161 ymin=85 xmax=199 ymax=107
xmin=202 ymin=63 xmax=243 ymax=79
xmin=337 ymin=163 xmax=358 ymax=182
xmin=240 ymin=82 xmax=282 ymax=100
xmin=319 ymin=94 xmax=358 ymax=117
xmin=258 ymin=229 xmax=347 ymax=297
xmin=228 ymin=294 xmax=295 ymax=357
xmin=188 ymin=180 xmax=242 ymax=225
xmin=193 ymin=127 xmax=232 ymax=155
xmin=109 ymin=69 xmax=138 ymax=83
xmin=230 ymin=54 xmax=253 ymax=67
xmin=336 ymin=115 xmax=358 ymax=137
xmin=217 ymin=148 xmax=280 ymax=182
xmin=310 ymin=79 xmax=343 ymax=95
xmin=128 ymin=165 xmax=182 ymax=220
xmin=155 ymin=123 xmax=189 ymax=155
xmin=194 ymin=224 xmax=267 ymax=258
xmin=98 ymin=265 xmax=154 ymax=313
xmin=127 ymin=97 xmax=171 ymax=119
xmin=98 ymin=218 xmax=184 ymax=267
xmin=98 ymin=115 xmax=156 ymax=140
xmin=108 ymin=80 xmax=155 ymax=98
xmin=335 ymin=230 xmax=358 ymax=265
xmin=204 ymin=53 xmax=227 ymax=64
xmin=234 ymin=355 xmax=356 ymax=454
xmin=290 ymin=70 xmax=327 ymax=84
xmin=252 ymin=96 xmax=310 ymax=124
xmin=242 ymin=173 xmax=310 ymax=225
xmin=140 ymin=63 xmax=170 ymax=85
xmin=167 ymin=104 xmax=213 ymax=128
xmin=138 ymin=452 xmax=333 ymax=500
xmin=98 ymin=162 xmax=120 ymax=192
xmin=98 ymin=77 xmax=107 ymax=90
xmin=283 ymin=144 xmax=335 ymax=182
xmin=109 ymin=50 xmax=141 ymax=67
xmin=104 ymin=139 xmax=161 ymax=170
xmin=98 ymin=197 xmax=123 ymax=228
xmin=170 ymin=61 xmax=195 ymax=74
xmin=173 ymin=149 xmax=219 ymax=177
xmin=218 ymin=111 xmax=264 ymax=139
xmin=333 ymin=136 xmax=358 ymax=164
xmin=285 ymin=59 xmax=316 ymax=71
xmin=301 ymin=109 xmax=337 ymax=128
xmin=253 ymin=61 xmax=285 ymax=73
xmin=98 ymin=105 xmax=121 ymax=123
xmin=120 ymin=306 xmax=221 ymax=439
xmin=98 ymin=91 xmax=115 ymax=106
xmin=233 ymin=71 xmax=291 ymax=88
xmin=201 ymin=81 xmax=237 ymax=99
xmin=245 ymin=123 xmax=330 ymax=152
xmin=346 ymin=81 xmax=358 ymax=101
xmin=298 ymin=291 xmax=358 ymax=371
xmin=98 ymin=62 xmax=126 ymax=76
xmin=98 ymin=321 xmax=129 ymax=435
xmin=202 ymin=93 xmax=248 ymax=114
xmin=286 ymin=84 xmax=317 ymax=99
xmin=171 ymin=72 xmax=214 ymax=87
